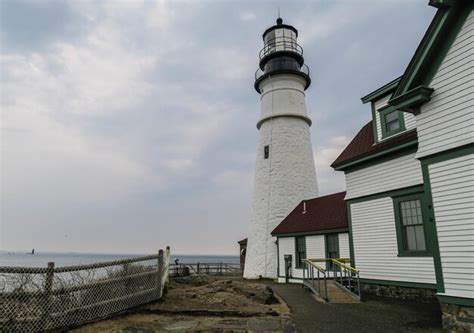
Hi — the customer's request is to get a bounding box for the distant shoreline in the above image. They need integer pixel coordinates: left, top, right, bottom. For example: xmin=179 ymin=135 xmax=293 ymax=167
xmin=0 ymin=251 xmax=239 ymax=268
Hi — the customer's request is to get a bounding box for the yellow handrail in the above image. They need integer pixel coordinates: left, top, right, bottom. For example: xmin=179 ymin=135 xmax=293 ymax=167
xmin=305 ymin=258 xmax=350 ymax=263
xmin=332 ymin=259 xmax=359 ymax=273
xmin=304 ymin=258 xmax=359 ymax=273
xmin=302 ymin=259 xmax=326 ymax=272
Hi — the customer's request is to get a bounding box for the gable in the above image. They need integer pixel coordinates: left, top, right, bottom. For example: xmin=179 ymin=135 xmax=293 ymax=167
xmin=390 ymin=1 xmax=473 ymax=112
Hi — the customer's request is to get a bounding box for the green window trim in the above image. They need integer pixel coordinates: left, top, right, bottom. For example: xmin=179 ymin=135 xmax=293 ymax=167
xmin=295 ymin=236 xmax=306 ymax=269
xmin=437 ymin=294 xmax=474 ymax=307
xmin=393 ymin=192 xmax=432 ymax=257
xmin=379 ymin=105 xmax=406 ymax=139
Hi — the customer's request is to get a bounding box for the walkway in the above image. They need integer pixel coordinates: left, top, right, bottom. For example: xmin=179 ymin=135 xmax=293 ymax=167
xmin=270 ymin=282 xmax=443 ymax=333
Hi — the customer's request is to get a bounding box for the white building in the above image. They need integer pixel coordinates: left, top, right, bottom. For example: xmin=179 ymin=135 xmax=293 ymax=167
xmin=271 ymin=192 xmax=350 ymax=283
xmin=331 ymin=1 xmax=473 ymax=330
xmin=244 ymin=18 xmax=318 ymax=279
xmin=243 ymin=2 xmax=472 ymax=330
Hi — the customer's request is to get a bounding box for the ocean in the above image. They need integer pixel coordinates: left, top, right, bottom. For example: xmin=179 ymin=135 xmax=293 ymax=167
xmin=0 ymin=251 xmax=239 ymax=268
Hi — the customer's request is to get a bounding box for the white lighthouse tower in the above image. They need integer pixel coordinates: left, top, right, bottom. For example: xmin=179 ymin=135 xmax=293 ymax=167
xmin=244 ymin=18 xmax=319 ymax=279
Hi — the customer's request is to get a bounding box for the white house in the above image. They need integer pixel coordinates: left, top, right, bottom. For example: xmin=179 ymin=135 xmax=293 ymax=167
xmin=271 ymin=192 xmax=350 ymax=283
xmin=331 ymin=1 xmax=473 ymax=330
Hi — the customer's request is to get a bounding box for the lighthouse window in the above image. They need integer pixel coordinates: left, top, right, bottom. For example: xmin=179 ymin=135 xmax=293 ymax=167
xmin=264 ymin=145 xmax=269 ymax=159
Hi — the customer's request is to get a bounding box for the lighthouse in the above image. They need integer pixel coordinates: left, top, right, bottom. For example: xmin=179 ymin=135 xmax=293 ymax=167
xmin=244 ymin=18 xmax=319 ymax=279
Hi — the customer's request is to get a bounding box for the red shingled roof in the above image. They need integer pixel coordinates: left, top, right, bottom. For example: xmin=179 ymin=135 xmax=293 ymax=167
xmin=331 ymin=121 xmax=417 ymax=168
xmin=271 ymin=192 xmax=348 ymax=235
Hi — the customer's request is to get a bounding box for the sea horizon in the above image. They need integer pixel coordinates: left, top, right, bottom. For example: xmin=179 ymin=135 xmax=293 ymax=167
xmin=0 ymin=250 xmax=239 ymax=268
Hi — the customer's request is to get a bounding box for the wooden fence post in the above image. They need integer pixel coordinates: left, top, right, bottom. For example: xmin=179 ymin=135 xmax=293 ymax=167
xmin=41 ymin=262 xmax=55 ymax=331
xmin=157 ymin=249 xmax=164 ymax=298
xmin=165 ymin=246 xmax=170 ymax=284
xmin=197 ymin=262 xmax=200 ymax=275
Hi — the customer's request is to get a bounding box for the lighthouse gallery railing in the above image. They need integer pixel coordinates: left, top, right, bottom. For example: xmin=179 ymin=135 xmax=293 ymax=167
xmin=259 ymin=36 xmax=304 ymax=60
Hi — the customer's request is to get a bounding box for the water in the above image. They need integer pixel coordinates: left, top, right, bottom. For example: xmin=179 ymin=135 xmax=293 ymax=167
xmin=0 ymin=251 xmax=239 ymax=268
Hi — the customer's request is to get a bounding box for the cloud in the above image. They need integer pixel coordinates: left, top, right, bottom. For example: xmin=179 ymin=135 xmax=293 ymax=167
xmin=314 ymin=136 xmax=351 ymax=195
xmin=0 ymin=0 xmax=434 ymax=254
xmin=240 ymin=11 xmax=256 ymax=22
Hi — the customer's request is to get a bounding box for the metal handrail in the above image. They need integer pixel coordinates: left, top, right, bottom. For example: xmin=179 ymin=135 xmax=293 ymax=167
xmin=332 ymin=259 xmax=359 ymax=273
xmin=303 ymin=259 xmax=327 ymax=272
xmin=301 ymin=258 xmax=360 ymax=301
xmin=331 ymin=259 xmax=361 ymax=300
xmin=306 ymin=257 xmax=350 ymax=263
xmin=259 ymin=36 xmax=303 ymax=60
xmin=302 ymin=259 xmax=328 ymax=301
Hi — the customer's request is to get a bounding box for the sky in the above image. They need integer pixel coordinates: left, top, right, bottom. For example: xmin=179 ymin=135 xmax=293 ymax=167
xmin=0 ymin=0 xmax=436 ymax=255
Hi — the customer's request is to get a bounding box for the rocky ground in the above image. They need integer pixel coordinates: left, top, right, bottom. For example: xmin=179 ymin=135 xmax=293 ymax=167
xmin=70 ymin=275 xmax=294 ymax=332
xmin=70 ymin=276 xmax=444 ymax=332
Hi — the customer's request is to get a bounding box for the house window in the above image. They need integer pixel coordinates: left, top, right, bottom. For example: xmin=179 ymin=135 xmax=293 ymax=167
xmin=295 ymin=236 xmax=306 ymax=268
xmin=393 ymin=193 xmax=430 ymax=256
xmin=264 ymin=145 xmax=269 ymax=159
xmin=385 ymin=111 xmax=401 ymax=132
xmin=325 ymin=234 xmax=339 ymax=270
xmin=380 ymin=106 xmax=405 ymax=138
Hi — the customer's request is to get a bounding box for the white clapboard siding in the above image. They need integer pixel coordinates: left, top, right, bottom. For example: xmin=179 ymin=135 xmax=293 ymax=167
xmin=345 ymin=153 xmax=423 ymax=200
xmin=373 ymin=95 xmax=417 ymax=142
xmin=351 ymin=198 xmax=436 ymax=284
xmin=416 ymin=9 xmax=474 ymax=159
xmin=278 ymin=237 xmax=303 ymax=278
xmin=404 ymin=112 xmax=417 ymax=132
xmin=306 ymin=235 xmax=325 ymax=259
xmin=429 ymin=154 xmax=474 ymax=298
xmin=339 ymin=233 xmax=350 ymax=259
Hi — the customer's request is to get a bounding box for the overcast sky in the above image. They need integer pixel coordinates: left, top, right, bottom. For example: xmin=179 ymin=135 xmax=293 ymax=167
xmin=0 ymin=1 xmax=435 ymax=255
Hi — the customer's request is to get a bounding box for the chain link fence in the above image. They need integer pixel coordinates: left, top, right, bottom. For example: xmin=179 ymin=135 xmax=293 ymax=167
xmin=0 ymin=247 xmax=170 ymax=332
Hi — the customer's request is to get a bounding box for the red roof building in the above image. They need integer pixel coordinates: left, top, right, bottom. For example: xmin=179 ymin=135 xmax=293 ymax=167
xmin=331 ymin=121 xmax=418 ymax=171
xmin=272 ymin=191 xmax=348 ymax=236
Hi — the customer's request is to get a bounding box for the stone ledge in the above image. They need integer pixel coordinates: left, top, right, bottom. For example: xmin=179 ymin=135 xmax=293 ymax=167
xmin=441 ymin=303 xmax=474 ymax=333
xmin=360 ymin=283 xmax=437 ymax=303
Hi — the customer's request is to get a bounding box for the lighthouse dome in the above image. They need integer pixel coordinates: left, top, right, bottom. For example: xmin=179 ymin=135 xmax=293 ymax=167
xmin=255 ymin=18 xmax=310 ymax=93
